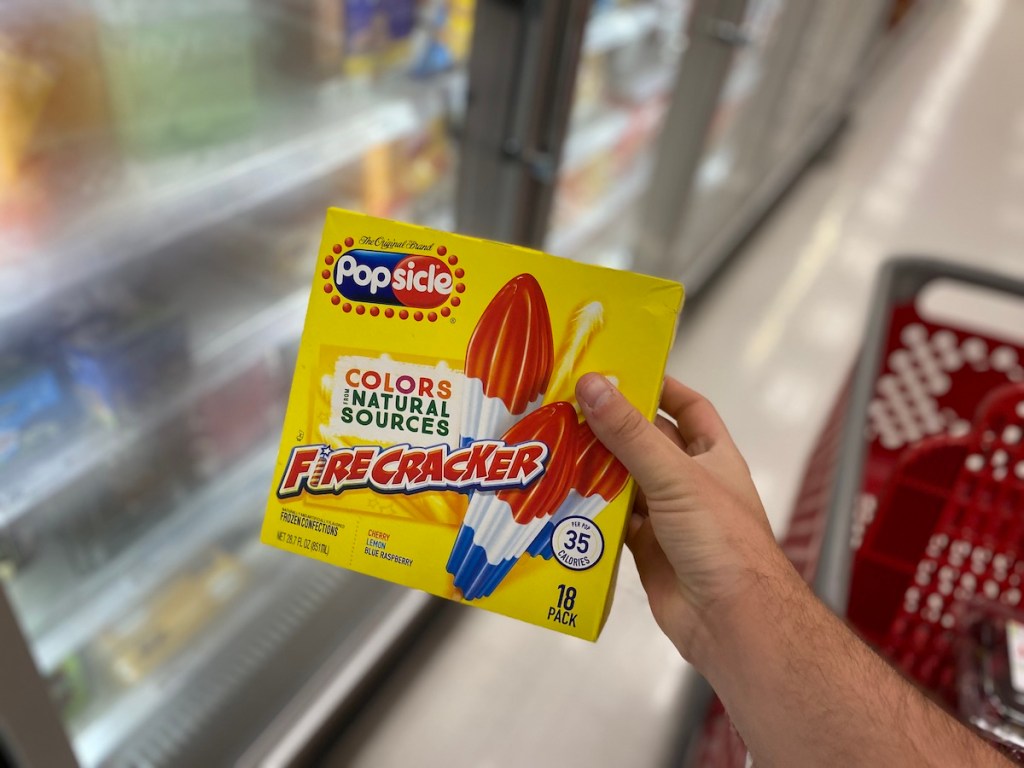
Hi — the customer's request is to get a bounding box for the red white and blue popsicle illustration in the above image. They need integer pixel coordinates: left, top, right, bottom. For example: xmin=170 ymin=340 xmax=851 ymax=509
xmin=459 ymin=274 xmax=554 ymax=447
xmin=447 ymin=402 xmax=578 ymax=599
xmin=525 ymin=420 xmax=629 ymax=559
xmin=447 ymin=274 xmax=630 ymax=598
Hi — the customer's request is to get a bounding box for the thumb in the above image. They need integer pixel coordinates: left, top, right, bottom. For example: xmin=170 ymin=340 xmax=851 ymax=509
xmin=576 ymin=373 xmax=694 ymax=502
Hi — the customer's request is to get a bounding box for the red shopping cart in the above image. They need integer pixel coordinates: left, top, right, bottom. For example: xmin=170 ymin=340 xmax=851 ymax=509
xmin=682 ymin=258 xmax=1024 ymax=766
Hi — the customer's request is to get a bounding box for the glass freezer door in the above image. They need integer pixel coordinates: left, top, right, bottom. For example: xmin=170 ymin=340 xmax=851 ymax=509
xmin=763 ymin=0 xmax=888 ymax=173
xmin=544 ymin=0 xmax=693 ymax=271
xmin=665 ymin=0 xmax=797 ymax=280
xmin=637 ymin=0 xmax=888 ymax=292
xmin=0 ymin=1 xmax=473 ymax=765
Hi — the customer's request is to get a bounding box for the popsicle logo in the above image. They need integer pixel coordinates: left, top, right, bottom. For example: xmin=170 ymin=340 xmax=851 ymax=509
xmin=335 ymin=249 xmax=453 ymax=308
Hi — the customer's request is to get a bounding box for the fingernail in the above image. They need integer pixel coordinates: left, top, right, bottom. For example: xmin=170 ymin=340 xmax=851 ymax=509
xmin=577 ymin=373 xmax=614 ymax=411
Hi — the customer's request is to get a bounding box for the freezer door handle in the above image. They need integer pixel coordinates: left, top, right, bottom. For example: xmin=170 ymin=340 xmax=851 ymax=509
xmin=521 ymin=148 xmax=558 ymax=185
xmin=457 ymin=0 xmax=593 ymax=246
xmin=703 ymin=17 xmax=752 ymax=47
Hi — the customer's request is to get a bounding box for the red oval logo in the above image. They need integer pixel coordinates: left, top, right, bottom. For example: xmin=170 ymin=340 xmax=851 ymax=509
xmin=391 ymin=255 xmax=453 ymax=308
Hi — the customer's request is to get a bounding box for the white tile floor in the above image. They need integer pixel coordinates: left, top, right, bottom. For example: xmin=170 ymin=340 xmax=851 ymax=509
xmin=328 ymin=2 xmax=1024 ymax=765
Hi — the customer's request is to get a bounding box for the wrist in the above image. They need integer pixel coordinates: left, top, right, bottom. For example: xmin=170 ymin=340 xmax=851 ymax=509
xmin=684 ymin=543 xmax=806 ymax=677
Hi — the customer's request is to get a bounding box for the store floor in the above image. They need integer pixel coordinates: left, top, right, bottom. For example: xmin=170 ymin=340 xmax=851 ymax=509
xmin=322 ymin=2 xmax=1024 ymax=766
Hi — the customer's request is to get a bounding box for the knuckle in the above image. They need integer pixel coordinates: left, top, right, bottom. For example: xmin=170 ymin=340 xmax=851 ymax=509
xmin=645 ymin=478 xmax=683 ymax=505
xmin=611 ymin=406 xmax=649 ymax=443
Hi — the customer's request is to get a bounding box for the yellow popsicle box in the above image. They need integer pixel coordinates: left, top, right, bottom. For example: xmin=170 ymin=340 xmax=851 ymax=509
xmin=262 ymin=210 xmax=683 ymax=639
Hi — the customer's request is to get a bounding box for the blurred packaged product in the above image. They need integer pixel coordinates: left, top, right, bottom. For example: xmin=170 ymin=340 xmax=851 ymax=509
xmin=91 ymin=0 xmax=258 ymax=157
xmin=341 ymin=0 xmax=418 ymax=79
xmin=0 ymin=354 xmax=79 ymax=468
xmin=96 ymin=546 xmax=248 ymax=685
xmin=362 ymin=116 xmax=452 ymax=218
xmin=0 ymin=30 xmax=55 ymax=187
xmin=0 ymin=0 xmax=115 ymax=247
xmin=253 ymin=0 xmax=345 ymax=84
xmin=362 ymin=142 xmax=397 ymax=218
xmin=47 ymin=654 xmax=95 ymax=723
xmin=608 ymin=61 xmax=673 ymax=107
xmin=555 ymin=151 xmax=616 ymax=229
xmin=554 ymin=102 xmax=659 ymax=233
xmin=616 ymin=99 xmax=667 ymax=163
xmin=0 ymin=525 xmax=38 ymax=581
xmin=0 ymin=173 xmax=49 ymax=259
xmin=190 ymin=358 xmax=284 ymax=478
xmin=381 ymin=0 xmax=418 ymax=61
xmin=62 ymin=302 xmax=189 ymax=423
xmin=403 ymin=117 xmax=454 ymax=207
xmin=410 ymin=0 xmax=475 ymax=78
xmin=0 ymin=1 xmax=112 ymax=170
xmin=572 ymin=52 xmax=610 ymax=125
xmin=338 ymin=0 xmax=378 ymax=77
xmin=57 ymin=427 xmax=193 ymax=573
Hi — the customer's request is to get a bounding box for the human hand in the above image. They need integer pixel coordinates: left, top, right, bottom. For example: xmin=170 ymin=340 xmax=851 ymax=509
xmin=577 ymin=374 xmax=1013 ymax=766
xmin=575 ymin=373 xmax=795 ymax=665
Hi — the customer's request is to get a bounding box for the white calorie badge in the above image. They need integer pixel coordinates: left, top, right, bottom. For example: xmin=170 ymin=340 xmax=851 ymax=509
xmin=551 ymin=516 xmax=604 ymax=571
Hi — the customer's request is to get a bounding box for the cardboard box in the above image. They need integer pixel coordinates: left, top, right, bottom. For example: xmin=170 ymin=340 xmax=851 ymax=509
xmin=261 ymin=209 xmax=683 ymax=639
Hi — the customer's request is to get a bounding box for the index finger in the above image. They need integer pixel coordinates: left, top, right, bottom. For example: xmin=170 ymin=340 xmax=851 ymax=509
xmin=660 ymin=377 xmax=736 ymax=455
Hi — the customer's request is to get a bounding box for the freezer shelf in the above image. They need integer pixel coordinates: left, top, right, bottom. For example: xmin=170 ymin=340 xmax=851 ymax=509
xmin=0 ymin=195 xmax=449 ymax=534
xmin=12 ymin=430 xmax=419 ymax=768
xmin=0 ymin=3 xmax=471 ymax=766
xmin=69 ymin=538 xmax=356 ymax=768
xmin=0 ymin=288 xmax=304 ymax=531
xmin=10 ymin=442 xmax=277 ymax=673
xmin=4 ymin=196 xmax=451 ymax=659
xmin=548 ymin=155 xmax=652 ymax=261
xmin=0 ymin=73 xmax=461 ymax=344
xmin=68 ymin=541 xmax=422 ymax=768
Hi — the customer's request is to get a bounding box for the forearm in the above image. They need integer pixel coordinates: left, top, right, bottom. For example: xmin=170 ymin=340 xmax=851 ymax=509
xmin=689 ymin=547 xmax=1010 ymax=767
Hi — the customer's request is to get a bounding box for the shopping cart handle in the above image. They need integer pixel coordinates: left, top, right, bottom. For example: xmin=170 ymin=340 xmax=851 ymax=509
xmin=812 ymin=256 xmax=1024 ymax=614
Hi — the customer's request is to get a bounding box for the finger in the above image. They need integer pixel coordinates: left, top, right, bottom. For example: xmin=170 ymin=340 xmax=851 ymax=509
xmin=625 ymin=514 xmax=682 ymax=606
xmin=661 ymin=379 xmax=753 ymax=480
xmin=656 ymin=414 xmax=686 ymax=450
xmin=660 ymin=377 xmax=737 ymax=457
xmin=577 ymin=373 xmax=697 ymax=501
xmin=632 ymin=488 xmax=650 ymax=517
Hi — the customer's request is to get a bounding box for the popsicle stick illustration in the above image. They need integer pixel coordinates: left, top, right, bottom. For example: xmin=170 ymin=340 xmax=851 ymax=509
xmin=461 ymin=274 xmax=554 ymax=447
xmin=526 ymin=419 xmax=629 ymax=559
xmin=447 ymin=401 xmax=577 ymax=600
xmin=544 ymin=301 xmax=604 ymax=406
